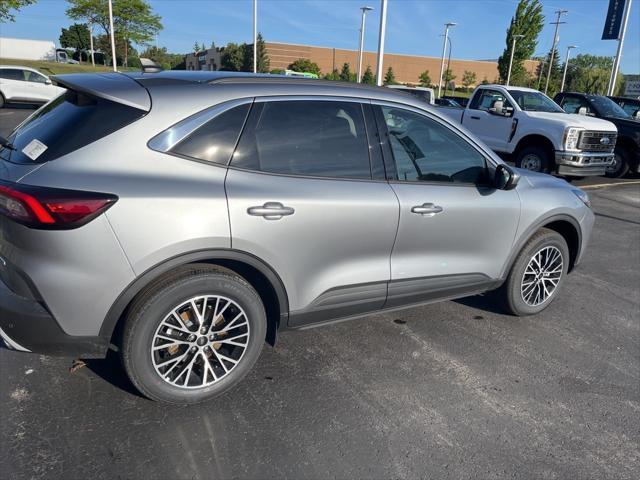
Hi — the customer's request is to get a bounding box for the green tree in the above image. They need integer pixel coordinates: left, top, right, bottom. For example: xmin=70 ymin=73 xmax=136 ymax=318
xmin=418 ymin=70 xmax=431 ymax=87
xmin=288 ymin=58 xmax=321 ymax=76
xmin=0 ymin=0 xmax=35 ymax=22
xmin=67 ymin=0 xmax=162 ymax=67
xmin=481 ymin=76 xmax=489 ymax=85
xmin=538 ymin=46 xmax=561 ymax=96
xmin=565 ymin=54 xmax=622 ymax=95
xmin=220 ymin=43 xmax=246 ymax=71
xmin=462 ymin=70 xmax=477 ymax=90
xmin=497 ymin=0 xmax=544 ymax=85
xmin=323 ymin=69 xmax=340 ymax=81
xmin=443 ymin=68 xmax=456 ymax=83
xmin=270 ymin=68 xmax=285 ymax=75
xmin=362 ymin=65 xmax=375 ymax=84
xmin=193 ymin=41 xmax=200 ymax=53
xmin=210 ymin=41 xmax=216 ymax=49
xmin=384 ymin=66 xmax=396 ymax=85
xmin=60 ymin=23 xmax=91 ymax=51
xmin=243 ymin=33 xmax=270 ymax=73
xmin=339 ymin=62 xmax=354 ymax=82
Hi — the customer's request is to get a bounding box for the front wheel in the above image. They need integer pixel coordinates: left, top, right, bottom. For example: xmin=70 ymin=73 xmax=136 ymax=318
xmin=604 ymin=148 xmax=630 ymax=178
xmin=515 ymin=146 xmax=551 ymax=174
xmin=498 ymin=228 xmax=569 ymax=316
xmin=121 ymin=266 xmax=266 ymax=404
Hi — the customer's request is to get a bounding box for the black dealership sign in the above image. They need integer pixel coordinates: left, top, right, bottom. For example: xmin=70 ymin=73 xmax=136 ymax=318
xmin=602 ymin=0 xmax=627 ymax=40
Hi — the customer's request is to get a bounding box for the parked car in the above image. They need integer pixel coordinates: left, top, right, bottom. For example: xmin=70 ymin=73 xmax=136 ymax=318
xmin=442 ymin=95 xmax=469 ymax=108
xmin=387 ymin=85 xmax=435 ymax=105
xmin=0 ymin=72 xmax=594 ymax=404
xmin=435 ymin=97 xmax=462 ymax=108
xmin=0 ymin=65 xmax=65 ymax=107
xmin=438 ymin=85 xmax=618 ymax=177
xmin=555 ymin=92 xmax=640 ymax=178
xmin=607 ymin=96 xmax=640 ymax=119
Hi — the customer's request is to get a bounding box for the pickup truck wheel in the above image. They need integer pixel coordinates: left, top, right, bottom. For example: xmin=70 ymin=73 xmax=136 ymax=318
xmin=121 ymin=266 xmax=266 ymax=404
xmin=604 ymin=148 xmax=629 ymax=178
xmin=515 ymin=146 xmax=550 ymax=174
xmin=498 ymin=228 xmax=569 ymax=316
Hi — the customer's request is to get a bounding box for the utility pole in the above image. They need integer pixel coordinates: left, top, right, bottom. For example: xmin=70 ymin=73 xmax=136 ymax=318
xmin=89 ymin=21 xmax=95 ymax=67
xmin=607 ymin=0 xmax=633 ymax=95
xmin=544 ymin=9 xmax=567 ymax=94
xmin=438 ymin=22 xmax=456 ymax=97
xmin=506 ymin=34 xmax=524 ymax=86
xmin=375 ymin=0 xmax=388 ymax=86
xmin=108 ymin=0 xmax=117 ymax=71
xmin=560 ymin=45 xmax=577 ymax=92
xmin=357 ymin=6 xmax=373 ymax=83
xmin=253 ymin=0 xmax=257 ymax=73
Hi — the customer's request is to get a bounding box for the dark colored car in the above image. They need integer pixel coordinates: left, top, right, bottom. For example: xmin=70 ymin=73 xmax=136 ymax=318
xmin=442 ymin=95 xmax=469 ymax=108
xmin=608 ymin=96 xmax=640 ymax=119
xmin=435 ymin=97 xmax=462 ymax=108
xmin=555 ymin=92 xmax=640 ymax=178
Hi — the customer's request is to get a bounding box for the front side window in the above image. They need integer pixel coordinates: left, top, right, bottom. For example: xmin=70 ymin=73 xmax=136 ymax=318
xmin=508 ymin=90 xmax=563 ymax=113
xmin=621 ymin=102 xmax=639 ymax=116
xmin=559 ymin=96 xmax=591 ymax=115
xmin=232 ymin=100 xmax=371 ymax=179
xmin=170 ymin=103 xmax=250 ymax=164
xmin=381 ymin=106 xmax=487 ymax=184
xmin=470 ymin=89 xmax=513 ymax=111
xmin=25 ymin=71 xmax=47 ymax=84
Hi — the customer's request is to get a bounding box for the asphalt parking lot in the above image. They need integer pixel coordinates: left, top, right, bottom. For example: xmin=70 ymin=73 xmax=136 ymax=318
xmin=1 ymin=106 xmax=639 ymax=479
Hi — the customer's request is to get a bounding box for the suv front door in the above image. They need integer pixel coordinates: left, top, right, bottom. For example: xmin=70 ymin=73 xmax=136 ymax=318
xmin=374 ymin=103 xmax=521 ymax=307
xmin=225 ymin=98 xmax=399 ymax=326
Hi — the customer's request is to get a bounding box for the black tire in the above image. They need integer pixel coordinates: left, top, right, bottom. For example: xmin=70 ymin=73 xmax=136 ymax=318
xmin=121 ymin=265 xmax=266 ymax=404
xmin=498 ymin=228 xmax=569 ymax=316
xmin=0 ymin=92 xmax=5 ymax=109
xmin=515 ymin=146 xmax=551 ymax=174
xmin=604 ymin=147 xmax=630 ymax=178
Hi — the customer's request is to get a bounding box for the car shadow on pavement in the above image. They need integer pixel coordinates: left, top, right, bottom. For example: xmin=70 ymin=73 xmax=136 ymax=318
xmin=454 ymin=293 xmax=507 ymax=315
xmin=84 ymin=350 xmax=146 ymax=399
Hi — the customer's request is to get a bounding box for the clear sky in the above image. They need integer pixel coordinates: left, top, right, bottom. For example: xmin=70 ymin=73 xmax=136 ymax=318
xmin=2 ymin=0 xmax=639 ymax=73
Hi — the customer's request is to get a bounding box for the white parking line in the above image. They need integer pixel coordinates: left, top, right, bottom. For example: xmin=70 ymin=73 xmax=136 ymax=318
xmin=582 ymin=180 xmax=640 ymax=190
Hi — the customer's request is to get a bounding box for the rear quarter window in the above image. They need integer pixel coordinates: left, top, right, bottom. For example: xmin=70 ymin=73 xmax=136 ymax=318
xmin=0 ymin=89 xmax=146 ymax=165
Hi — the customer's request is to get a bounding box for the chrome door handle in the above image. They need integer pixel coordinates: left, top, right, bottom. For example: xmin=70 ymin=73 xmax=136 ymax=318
xmin=411 ymin=203 xmax=443 ymax=216
xmin=247 ymin=202 xmax=295 ymax=220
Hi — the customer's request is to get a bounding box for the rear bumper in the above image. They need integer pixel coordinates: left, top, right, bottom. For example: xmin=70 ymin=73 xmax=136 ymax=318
xmin=555 ymin=151 xmax=614 ymax=177
xmin=0 ymin=279 xmax=108 ymax=358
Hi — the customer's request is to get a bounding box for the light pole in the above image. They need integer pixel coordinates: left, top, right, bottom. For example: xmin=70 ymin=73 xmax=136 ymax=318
xmin=506 ymin=34 xmax=524 ymax=86
xmin=544 ymin=9 xmax=568 ymax=94
xmin=108 ymin=0 xmax=117 ymax=71
xmin=438 ymin=22 xmax=456 ymax=98
xmin=375 ymin=0 xmax=388 ymax=86
xmin=357 ymin=6 xmax=373 ymax=83
xmin=560 ymin=45 xmax=577 ymax=92
xmin=253 ymin=0 xmax=257 ymax=73
xmin=607 ymin=0 xmax=633 ymax=95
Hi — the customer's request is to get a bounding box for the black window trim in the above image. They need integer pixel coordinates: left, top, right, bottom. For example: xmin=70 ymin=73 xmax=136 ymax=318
xmin=371 ymin=100 xmax=498 ymax=188
xmin=469 ymin=88 xmax=514 ymax=112
xmin=227 ymin=95 xmax=381 ymax=182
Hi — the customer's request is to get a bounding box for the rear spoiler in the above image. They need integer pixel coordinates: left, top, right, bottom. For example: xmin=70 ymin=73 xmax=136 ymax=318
xmin=51 ymin=73 xmax=151 ymax=111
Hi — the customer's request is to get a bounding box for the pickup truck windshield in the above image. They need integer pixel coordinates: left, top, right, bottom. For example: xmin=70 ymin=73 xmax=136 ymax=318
xmin=590 ymin=96 xmax=631 ymax=119
xmin=508 ymin=90 xmax=564 ymax=113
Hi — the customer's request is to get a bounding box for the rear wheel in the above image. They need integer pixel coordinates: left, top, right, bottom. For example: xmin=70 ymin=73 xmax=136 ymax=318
xmin=604 ymin=147 xmax=630 ymax=178
xmin=498 ymin=228 xmax=569 ymax=316
xmin=515 ymin=146 xmax=551 ymax=174
xmin=0 ymin=92 xmax=5 ymax=109
xmin=121 ymin=266 xmax=266 ymax=404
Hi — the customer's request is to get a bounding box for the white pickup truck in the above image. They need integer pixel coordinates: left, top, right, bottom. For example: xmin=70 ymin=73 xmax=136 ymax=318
xmin=438 ymin=85 xmax=618 ymax=177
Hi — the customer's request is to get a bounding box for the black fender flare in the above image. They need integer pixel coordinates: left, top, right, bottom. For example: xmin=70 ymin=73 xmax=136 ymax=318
xmin=99 ymin=249 xmax=289 ymax=341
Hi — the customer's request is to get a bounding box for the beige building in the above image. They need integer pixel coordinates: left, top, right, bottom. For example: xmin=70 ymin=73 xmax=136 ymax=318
xmin=265 ymin=41 xmax=540 ymax=87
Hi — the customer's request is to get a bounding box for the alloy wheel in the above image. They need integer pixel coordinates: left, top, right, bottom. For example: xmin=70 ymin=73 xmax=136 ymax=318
xmin=150 ymin=295 xmax=250 ymax=389
xmin=520 ymin=246 xmax=563 ymax=307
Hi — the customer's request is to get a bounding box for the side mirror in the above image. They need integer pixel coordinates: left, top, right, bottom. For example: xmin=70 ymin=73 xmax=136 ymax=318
xmin=489 ymin=100 xmax=504 ymax=115
xmin=577 ymin=106 xmax=588 ymax=116
xmin=495 ymin=164 xmax=520 ymax=191
xmin=45 ymin=79 xmax=52 ymax=85
xmin=633 ymin=110 xmax=640 ymax=119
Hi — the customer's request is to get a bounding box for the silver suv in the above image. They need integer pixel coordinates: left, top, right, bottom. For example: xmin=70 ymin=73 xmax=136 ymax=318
xmin=0 ymin=72 xmax=594 ymax=404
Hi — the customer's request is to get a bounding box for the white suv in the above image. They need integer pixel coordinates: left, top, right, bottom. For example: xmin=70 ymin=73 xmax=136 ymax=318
xmin=0 ymin=65 xmax=65 ymax=107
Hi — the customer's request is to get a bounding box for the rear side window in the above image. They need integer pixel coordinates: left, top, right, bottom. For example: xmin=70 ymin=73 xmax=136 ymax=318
xmin=0 ymin=90 xmax=146 ymax=164
xmin=170 ymin=103 xmax=250 ymax=164
xmin=231 ymin=100 xmax=371 ymax=179
xmin=0 ymin=68 xmax=24 ymax=81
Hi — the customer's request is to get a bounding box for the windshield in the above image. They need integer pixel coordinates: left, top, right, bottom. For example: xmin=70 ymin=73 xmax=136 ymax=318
xmin=508 ymin=90 xmax=564 ymax=113
xmin=590 ymin=96 xmax=631 ymax=119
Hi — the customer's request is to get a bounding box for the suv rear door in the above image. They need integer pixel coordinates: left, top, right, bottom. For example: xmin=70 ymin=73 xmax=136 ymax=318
xmin=373 ymin=103 xmax=520 ymax=307
xmin=225 ymin=97 xmax=399 ymax=327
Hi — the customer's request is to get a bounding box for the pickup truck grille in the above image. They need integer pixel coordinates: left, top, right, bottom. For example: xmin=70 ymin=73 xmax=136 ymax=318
xmin=578 ymin=131 xmax=617 ymax=152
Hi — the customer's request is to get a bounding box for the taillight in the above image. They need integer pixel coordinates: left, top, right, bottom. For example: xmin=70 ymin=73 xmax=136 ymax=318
xmin=0 ymin=180 xmax=117 ymax=229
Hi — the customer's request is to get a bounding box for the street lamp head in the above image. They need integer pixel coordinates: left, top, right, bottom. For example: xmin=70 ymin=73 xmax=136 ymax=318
xmin=361 ymin=6 xmax=373 ymax=12
xmin=568 ymin=45 xmax=577 ymax=49
xmin=445 ymin=22 xmax=457 ymax=27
